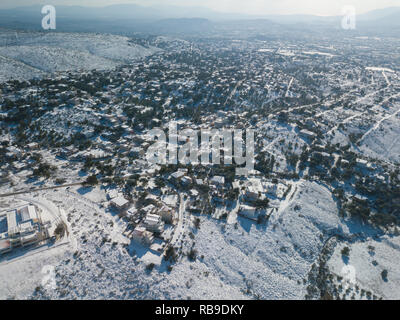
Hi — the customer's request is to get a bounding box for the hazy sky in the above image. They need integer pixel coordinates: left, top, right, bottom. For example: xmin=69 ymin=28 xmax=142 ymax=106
xmin=1 ymin=0 xmax=399 ymax=16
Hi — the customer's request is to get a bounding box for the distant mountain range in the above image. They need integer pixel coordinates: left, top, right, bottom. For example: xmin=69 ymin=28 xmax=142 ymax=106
xmin=358 ymin=7 xmax=400 ymax=21
xmin=0 ymin=4 xmax=400 ymax=36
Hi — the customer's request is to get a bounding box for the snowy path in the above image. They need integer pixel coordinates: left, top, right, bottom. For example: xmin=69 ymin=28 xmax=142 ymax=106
xmin=270 ymin=180 xmax=301 ymax=224
xmin=306 ymin=83 xmax=376 ymax=120
xmin=285 ymin=77 xmax=294 ymax=97
xmin=170 ymin=194 xmax=188 ymax=247
xmin=382 ymin=71 xmax=391 ymax=86
xmin=359 ymin=102 xmax=400 ymax=143
xmin=327 ymin=113 xmax=360 ymax=135
xmin=224 ymin=80 xmax=243 ymax=107
xmin=0 ymin=182 xmax=85 ymax=198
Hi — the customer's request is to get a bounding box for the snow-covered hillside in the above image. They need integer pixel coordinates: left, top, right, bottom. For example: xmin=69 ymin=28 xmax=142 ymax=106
xmin=328 ymin=236 xmax=400 ymax=299
xmin=0 ymin=54 xmax=45 ymax=83
xmin=359 ymin=112 xmax=400 ymax=164
xmin=0 ymin=46 xmax=118 ymax=73
xmin=0 ymin=181 xmax=354 ymax=300
xmin=156 ymin=180 xmax=345 ymax=300
xmin=0 ymin=31 xmax=160 ymax=82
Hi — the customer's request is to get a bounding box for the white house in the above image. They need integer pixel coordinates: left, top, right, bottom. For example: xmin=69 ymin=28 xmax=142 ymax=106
xmin=111 ymin=196 xmax=130 ymax=211
xmin=143 ymin=213 xmax=165 ymax=233
xmin=181 ymin=176 xmax=193 ymax=186
xmin=107 ymin=190 xmax=119 ymax=200
xmin=170 ymin=170 xmax=186 ymax=182
xmin=159 ymin=206 xmax=174 ymax=224
xmin=239 ymin=205 xmax=259 ymax=220
xmin=210 ymin=176 xmax=225 ymax=188
xmin=132 ymin=226 xmax=154 ymax=246
xmin=300 ymin=129 xmax=317 ymax=139
xmin=127 ymin=206 xmax=138 ymax=218
xmin=0 ymin=204 xmax=46 ymax=254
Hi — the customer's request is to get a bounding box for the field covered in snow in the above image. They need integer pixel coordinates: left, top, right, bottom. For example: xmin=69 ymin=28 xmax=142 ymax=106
xmin=359 ymin=111 xmax=400 ymax=164
xmin=328 ymin=235 xmax=400 ymax=299
xmin=0 ymin=30 xmax=160 ymax=82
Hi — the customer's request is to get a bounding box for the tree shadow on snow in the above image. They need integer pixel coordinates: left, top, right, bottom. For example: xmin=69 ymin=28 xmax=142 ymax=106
xmin=76 ymin=186 xmax=93 ymax=195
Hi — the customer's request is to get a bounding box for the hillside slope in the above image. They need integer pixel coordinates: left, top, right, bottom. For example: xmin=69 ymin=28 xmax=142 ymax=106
xmin=0 ymin=31 xmax=160 ymax=82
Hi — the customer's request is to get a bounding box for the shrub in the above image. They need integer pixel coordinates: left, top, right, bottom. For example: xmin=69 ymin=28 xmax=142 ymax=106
xmin=146 ymin=263 xmax=155 ymax=272
xmin=188 ymin=248 xmax=197 ymax=262
xmin=341 ymin=247 xmax=350 ymax=257
xmin=381 ymin=270 xmax=388 ymax=281
xmin=55 ymin=178 xmax=66 ymax=185
xmin=54 ymin=222 xmax=66 ymax=239
xmin=193 ymin=218 xmax=201 ymax=229
xmin=85 ymin=175 xmax=98 ymax=186
xmin=164 ymin=245 xmax=177 ymax=262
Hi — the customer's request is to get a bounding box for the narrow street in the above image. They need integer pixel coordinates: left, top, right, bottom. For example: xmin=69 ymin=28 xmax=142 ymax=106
xmin=170 ymin=193 xmax=189 ymax=248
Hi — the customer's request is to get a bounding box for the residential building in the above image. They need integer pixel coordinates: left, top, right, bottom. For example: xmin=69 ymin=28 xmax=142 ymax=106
xmin=143 ymin=213 xmax=165 ymax=233
xmin=132 ymin=226 xmax=154 ymax=246
xmin=110 ymin=196 xmax=130 ymax=211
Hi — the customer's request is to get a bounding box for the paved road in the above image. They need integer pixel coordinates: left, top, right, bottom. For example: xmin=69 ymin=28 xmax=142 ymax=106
xmin=0 ymin=182 xmax=85 ymax=198
xmin=170 ymin=194 xmax=188 ymax=247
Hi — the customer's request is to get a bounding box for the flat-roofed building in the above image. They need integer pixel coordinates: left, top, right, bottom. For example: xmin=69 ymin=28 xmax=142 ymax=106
xmin=132 ymin=226 xmax=154 ymax=246
xmin=239 ymin=205 xmax=259 ymax=220
xmin=110 ymin=196 xmax=130 ymax=211
xmin=159 ymin=206 xmax=174 ymax=224
xmin=0 ymin=204 xmax=48 ymax=255
xmin=210 ymin=176 xmax=225 ymax=188
xmin=144 ymin=213 xmax=165 ymax=233
xmin=18 ymin=205 xmax=38 ymax=223
xmin=7 ymin=210 xmax=17 ymax=236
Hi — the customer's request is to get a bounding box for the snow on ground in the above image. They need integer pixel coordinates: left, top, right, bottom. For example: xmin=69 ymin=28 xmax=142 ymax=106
xmin=366 ymin=67 xmax=395 ymax=73
xmin=37 ymin=106 xmax=101 ymax=138
xmin=0 ymin=180 xmax=348 ymax=300
xmin=0 ymin=54 xmax=44 ymax=82
xmin=0 ymin=46 xmax=117 ymax=73
xmin=303 ymin=51 xmax=335 ymax=58
xmin=7 ymin=178 xmax=391 ymax=300
xmin=155 ymin=256 xmax=248 ymax=300
xmin=70 ymin=186 xmax=107 ymax=204
xmin=0 ymin=31 xmax=160 ymax=82
xmin=359 ymin=111 xmax=400 ymax=164
xmin=10 ymin=32 xmax=160 ymax=62
xmin=0 ymin=241 xmax=70 ymax=300
xmin=328 ymin=236 xmax=400 ymax=299
xmin=155 ymin=180 xmax=347 ymax=300
xmin=0 ymin=196 xmax=71 ymax=300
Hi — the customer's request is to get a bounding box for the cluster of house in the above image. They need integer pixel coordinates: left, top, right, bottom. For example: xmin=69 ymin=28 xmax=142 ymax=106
xmin=169 ymin=169 xmax=193 ymax=187
xmin=107 ymin=190 xmax=174 ymax=249
xmin=3 ymin=143 xmax=39 ymax=171
xmin=233 ymin=177 xmax=285 ymax=220
xmin=0 ymin=204 xmax=50 ymax=255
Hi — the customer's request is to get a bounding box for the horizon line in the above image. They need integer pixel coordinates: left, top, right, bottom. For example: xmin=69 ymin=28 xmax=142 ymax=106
xmin=1 ymin=3 xmax=400 ymax=19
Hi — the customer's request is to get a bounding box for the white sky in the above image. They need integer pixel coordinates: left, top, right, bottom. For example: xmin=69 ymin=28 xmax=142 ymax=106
xmin=1 ymin=0 xmax=399 ymax=16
